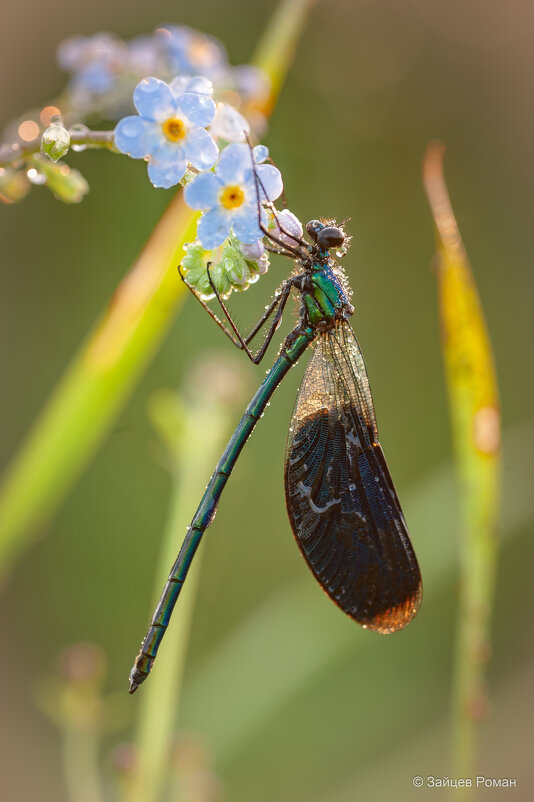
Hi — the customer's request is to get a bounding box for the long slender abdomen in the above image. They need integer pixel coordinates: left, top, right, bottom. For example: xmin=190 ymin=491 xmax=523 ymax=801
xmin=129 ymin=330 xmax=315 ymax=693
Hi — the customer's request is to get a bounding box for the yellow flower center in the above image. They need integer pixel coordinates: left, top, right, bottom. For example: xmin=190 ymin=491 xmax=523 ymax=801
xmin=162 ymin=118 xmax=186 ymax=142
xmin=220 ymin=185 xmax=245 ymax=210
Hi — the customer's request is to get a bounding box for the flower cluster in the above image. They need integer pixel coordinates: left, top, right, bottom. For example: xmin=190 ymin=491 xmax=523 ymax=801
xmin=179 ymin=136 xmax=297 ymax=297
xmin=56 ymin=25 xmax=269 ymax=123
xmin=112 ymin=72 xmax=300 ymax=297
xmin=178 ymin=141 xmax=301 ymax=297
xmin=0 ymin=23 xmax=268 ymax=205
xmin=184 ymin=143 xmax=282 ymax=248
xmin=0 ymin=22 xmax=302 ymax=299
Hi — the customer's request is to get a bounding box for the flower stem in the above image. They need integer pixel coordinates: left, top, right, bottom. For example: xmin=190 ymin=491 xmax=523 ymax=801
xmin=0 ymin=130 xmax=116 ymax=168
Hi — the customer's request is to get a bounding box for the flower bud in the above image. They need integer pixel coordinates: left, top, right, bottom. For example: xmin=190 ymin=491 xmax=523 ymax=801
xmin=45 ymin=162 xmax=89 ymax=203
xmin=41 ymin=124 xmax=71 ymax=162
xmin=28 ymin=155 xmax=89 ymax=203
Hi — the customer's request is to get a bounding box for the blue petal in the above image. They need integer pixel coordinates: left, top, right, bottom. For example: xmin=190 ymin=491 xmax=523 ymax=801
xmin=169 ymin=75 xmax=214 ymax=98
xmin=150 ymin=139 xmax=188 ymax=165
xmin=168 ymin=76 xmax=190 ymax=97
xmin=232 ymin=203 xmax=265 ymax=244
xmin=177 ymin=92 xmax=216 ymax=127
xmin=184 ymin=171 xmax=221 ymax=210
xmin=183 ymin=76 xmax=214 ymax=96
xmin=77 ymin=63 xmax=114 ymax=93
xmin=197 ymin=207 xmax=232 ymax=249
xmin=133 ymin=77 xmax=176 ymax=121
xmin=255 ymin=163 xmax=283 ymax=201
xmin=147 ymin=157 xmax=187 ymax=188
xmin=240 ymin=175 xmax=263 ymax=206
xmin=253 ymin=144 xmax=269 ymax=163
xmin=216 ymin=143 xmax=252 ymax=183
xmin=141 ymin=124 xmax=165 ymax=156
xmin=114 ymin=116 xmax=161 ymax=158
xmin=209 ymin=104 xmax=249 ymax=142
xmin=185 ymin=127 xmax=219 ymax=170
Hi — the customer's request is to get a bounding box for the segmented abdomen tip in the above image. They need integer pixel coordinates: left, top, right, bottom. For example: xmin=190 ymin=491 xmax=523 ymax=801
xmin=128 ymin=666 xmax=147 ymax=694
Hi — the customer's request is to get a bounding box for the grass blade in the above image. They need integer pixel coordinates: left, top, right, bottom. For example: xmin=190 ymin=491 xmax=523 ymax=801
xmin=423 ymin=142 xmax=501 ymax=787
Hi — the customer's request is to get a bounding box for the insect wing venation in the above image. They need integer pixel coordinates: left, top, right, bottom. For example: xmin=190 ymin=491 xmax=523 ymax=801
xmin=284 ymin=322 xmax=422 ymax=632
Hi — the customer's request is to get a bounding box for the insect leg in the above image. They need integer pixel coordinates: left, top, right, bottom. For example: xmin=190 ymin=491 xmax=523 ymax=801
xmin=207 ymin=267 xmax=294 ymax=364
xmin=178 ymin=264 xmax=243 ymax=348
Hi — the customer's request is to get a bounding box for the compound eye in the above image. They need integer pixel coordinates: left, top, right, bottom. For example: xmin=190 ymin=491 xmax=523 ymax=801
xmin=306 ymin=219 xmax=323 ymax=241
xmin=316 ymin=226 xmax=344 ymax=249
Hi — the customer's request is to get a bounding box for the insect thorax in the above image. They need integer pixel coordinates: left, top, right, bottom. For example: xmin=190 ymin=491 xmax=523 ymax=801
xmin=304 ymin=263 xmax=353 ymax=330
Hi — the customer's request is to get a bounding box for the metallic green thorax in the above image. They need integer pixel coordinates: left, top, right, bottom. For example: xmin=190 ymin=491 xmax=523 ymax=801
xmin=304 ymin=263 xmax=352 ymax=326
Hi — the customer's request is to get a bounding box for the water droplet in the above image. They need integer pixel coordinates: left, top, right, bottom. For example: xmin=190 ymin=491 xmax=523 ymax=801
xmin=26 ymin=167 xmax=46 ymax=185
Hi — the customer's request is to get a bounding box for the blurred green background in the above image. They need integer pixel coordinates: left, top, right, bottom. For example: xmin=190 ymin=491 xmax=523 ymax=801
xmin=1 ymin=0 xmax=533 ymax=800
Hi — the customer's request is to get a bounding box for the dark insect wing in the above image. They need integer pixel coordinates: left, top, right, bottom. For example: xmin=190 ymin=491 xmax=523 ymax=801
xmin=284 ymin=321 xmax=422 ymax=632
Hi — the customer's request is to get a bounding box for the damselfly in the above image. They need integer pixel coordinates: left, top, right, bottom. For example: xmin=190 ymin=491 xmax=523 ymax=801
xmin=128 ymin=166 xmax=422 ymax=694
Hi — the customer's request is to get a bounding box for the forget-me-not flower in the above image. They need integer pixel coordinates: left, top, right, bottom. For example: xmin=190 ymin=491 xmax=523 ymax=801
xmin=184 ymin=143 xmax=282 ymax=249
xmin=209 ymin=102 xmax=250 ymax=143
xmin=114 ymin=76 xmax=218 ymax=188
xmin=156 ymin=25 xmax=229 ymax=82
xmin=126 ymin=35 xmax=164 ymax=81
xmin=58 ymin=33 xmax=126 ymax=95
